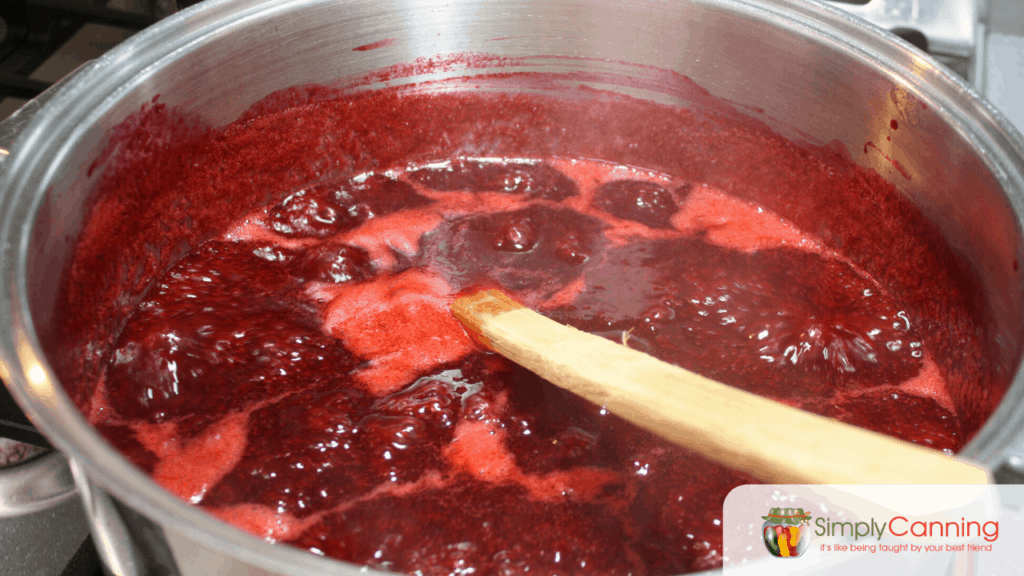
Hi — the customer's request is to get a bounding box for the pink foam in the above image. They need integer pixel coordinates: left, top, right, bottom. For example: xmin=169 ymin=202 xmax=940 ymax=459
xmin=206 ymin=504 xmax=311 ymax=543
xmin=339 ymin=207 xmax=444 ymax=270
xmin=322 ymin=269 xmax=475 ymax=395
xmin=520 ymin=467 xmax=622 ymax=502
xmin=360 ymin=469 xmax=449 ymax=501
xmin=548 ymin=156 xmax=675 ymax=208
xmin=672 ymin=187 xmax=824 ymax=254
xmin=304 ymin=281 xmax=343 ymax=304
xmin=899 ymin=356 xmax=956 ymax=414
xmin=540 ymin=276 xmax=588 ymax=310
xmin=443 ymin=411 xmax=621 ymax=503
xmin=413 ymin=188 xmax=533 ymax=216
xmin=222 ymin=210 xmax=318 ymax=250
xmin=135 ymin=411 xmax=250 ymax=505
xmin=600 ymin=217 xmax=686 ymax=246
xmin=444 ymin=419 xmax=517 ymax=481
xmin=547 ymin=157 xmax=606 ymax=201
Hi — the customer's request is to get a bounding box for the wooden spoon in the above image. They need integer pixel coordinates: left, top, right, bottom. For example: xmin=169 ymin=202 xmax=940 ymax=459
xmin=451 ymin=289 xmax=990 ymax=485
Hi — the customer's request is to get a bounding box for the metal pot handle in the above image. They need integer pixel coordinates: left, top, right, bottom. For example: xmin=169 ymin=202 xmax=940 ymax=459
xmin=70 ymin=458 xmax=182 ymax=576
xmin=0 ymin=61 xmax=100 ymax=447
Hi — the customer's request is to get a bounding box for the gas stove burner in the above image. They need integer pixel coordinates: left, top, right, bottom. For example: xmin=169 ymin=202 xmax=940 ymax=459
xmin=828 ymin=0 xmax=979 ymax=81
xmin=826 ymin=0 xmax=1024 ymax=132
xmin=0 ymin=0 xmax=199 ymax=99
xmin=0 ymin=437 xmax=47 ymax=468
xmin=0 ymin=449 xmax=97 ymax=574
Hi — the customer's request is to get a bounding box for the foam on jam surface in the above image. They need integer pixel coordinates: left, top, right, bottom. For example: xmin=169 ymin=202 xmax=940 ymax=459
xmin=89 ymin=155 xmax=966 ymax=575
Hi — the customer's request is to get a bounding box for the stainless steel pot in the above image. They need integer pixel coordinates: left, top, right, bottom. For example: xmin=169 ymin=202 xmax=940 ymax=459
xmin=2 ymin=1 xmax=1024 ymax=575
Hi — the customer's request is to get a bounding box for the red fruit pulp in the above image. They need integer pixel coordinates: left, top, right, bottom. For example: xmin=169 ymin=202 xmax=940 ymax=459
xmin=93 ymin=158 xmax=963 ymax=574
xmin=58 ymin=79 xmax=1003 ymax=576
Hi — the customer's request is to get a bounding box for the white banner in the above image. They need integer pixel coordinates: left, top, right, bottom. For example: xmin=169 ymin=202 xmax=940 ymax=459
xmin=724 ymin=485 xmax=1024 ymax=575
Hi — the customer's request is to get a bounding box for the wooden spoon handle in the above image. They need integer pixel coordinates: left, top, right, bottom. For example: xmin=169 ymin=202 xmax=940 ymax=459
xmin=451 ymin=289 xmax=990 ymax=485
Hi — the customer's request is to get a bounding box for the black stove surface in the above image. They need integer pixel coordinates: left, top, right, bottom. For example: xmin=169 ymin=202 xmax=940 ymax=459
xmin=0 ymin=0 xmax=165 ymax=100
xmin=60 ymin=536 xmax=104 ymax=576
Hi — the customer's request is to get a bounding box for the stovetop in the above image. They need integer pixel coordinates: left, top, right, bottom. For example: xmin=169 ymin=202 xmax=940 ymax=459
xmin=0 ymin=1 xmax=1020 ymax=575
xmin=822 ymin=0 xmax=1024 ymax=133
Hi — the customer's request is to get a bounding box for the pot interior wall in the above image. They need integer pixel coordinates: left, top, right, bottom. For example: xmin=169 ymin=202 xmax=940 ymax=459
xmin=27 ymin=0 xmax=1021 ymax=434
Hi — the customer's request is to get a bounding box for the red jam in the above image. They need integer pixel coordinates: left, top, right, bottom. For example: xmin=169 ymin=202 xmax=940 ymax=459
xmin=59 ymin=76 xmax=1002 ymax=576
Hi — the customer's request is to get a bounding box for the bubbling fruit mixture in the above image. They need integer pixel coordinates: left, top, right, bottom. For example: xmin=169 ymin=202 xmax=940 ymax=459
xmin=94 ymin=158 xmax=964 ymax=574
xmin=63 ymin=78 xmax=1000 ymax=576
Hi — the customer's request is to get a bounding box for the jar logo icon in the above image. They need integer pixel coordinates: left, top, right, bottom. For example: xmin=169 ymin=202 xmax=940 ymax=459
xmin=762 ymin=507 xmax=812 ymax=558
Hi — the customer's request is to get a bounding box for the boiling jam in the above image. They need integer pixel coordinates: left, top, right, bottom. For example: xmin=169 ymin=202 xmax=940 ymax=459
xmin=61 ymin=78 xmax=1000 ymax=576
xmin=84 ymin=155 xmax=969 ymax=574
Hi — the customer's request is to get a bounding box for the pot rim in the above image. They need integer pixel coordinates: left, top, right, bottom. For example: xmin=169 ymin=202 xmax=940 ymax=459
xmin=1 ymin=0 xmax=1023 ymax=574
